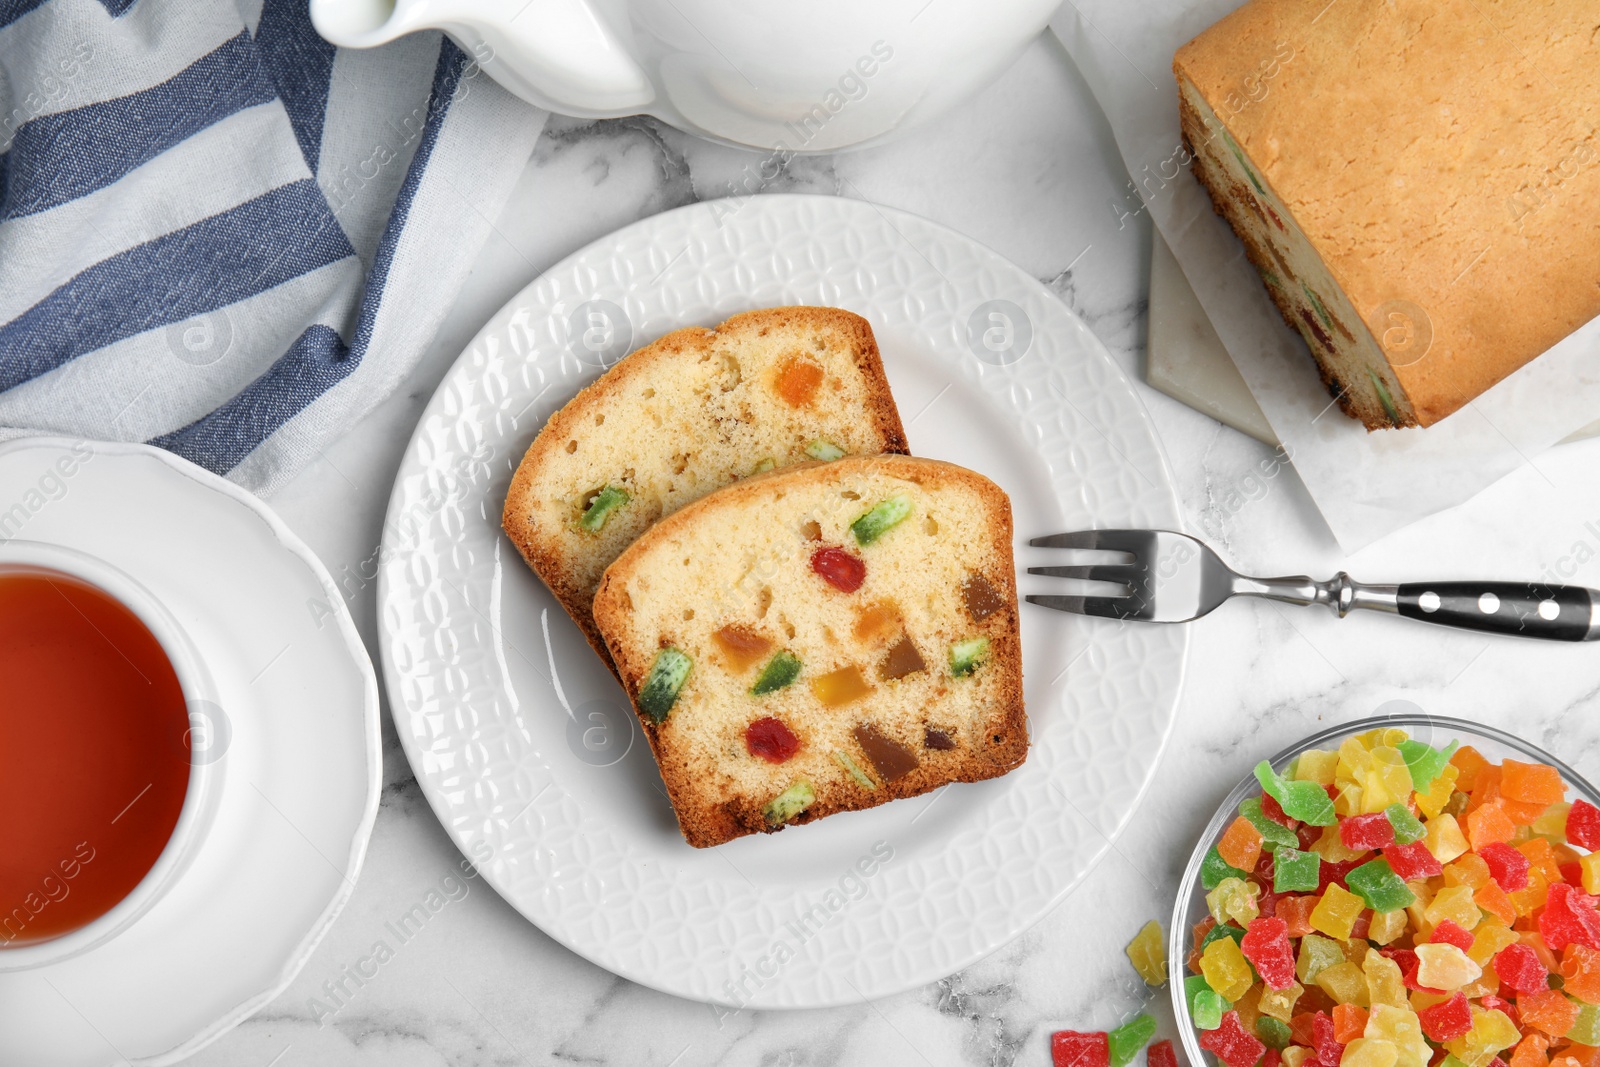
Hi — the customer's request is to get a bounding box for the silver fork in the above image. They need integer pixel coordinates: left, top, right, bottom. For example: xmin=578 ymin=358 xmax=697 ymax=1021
xmin=1026 ymin=529 xmax=1600 ymax=641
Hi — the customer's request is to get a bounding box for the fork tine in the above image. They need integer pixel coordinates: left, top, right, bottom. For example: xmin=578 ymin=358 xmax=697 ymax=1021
xmin=1025 ymin=594 xmax=1143 ymax=620
xmin=1026 ymin=564 xmax=1140 ymax=583
xmin=1028 ymin=529 xmax=1146 ymax=552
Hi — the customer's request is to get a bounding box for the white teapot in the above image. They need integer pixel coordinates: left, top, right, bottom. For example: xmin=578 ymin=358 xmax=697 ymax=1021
xmin=311 ymin=0 xmax=1062 ymax=152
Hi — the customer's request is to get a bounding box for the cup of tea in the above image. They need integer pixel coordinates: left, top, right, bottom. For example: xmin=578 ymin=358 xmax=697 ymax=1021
xmin=0 ymin=540 xmax=225 ymax=970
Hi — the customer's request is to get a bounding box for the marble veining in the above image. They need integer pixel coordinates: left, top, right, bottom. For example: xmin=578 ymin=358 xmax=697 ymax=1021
xmin=191 ymin=31 xmax=1600 ymax=1067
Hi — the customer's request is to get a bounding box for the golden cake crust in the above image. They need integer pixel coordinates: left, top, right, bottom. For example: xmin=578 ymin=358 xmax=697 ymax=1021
xmin=1175 ymin=0 xmax=1600 ymax=426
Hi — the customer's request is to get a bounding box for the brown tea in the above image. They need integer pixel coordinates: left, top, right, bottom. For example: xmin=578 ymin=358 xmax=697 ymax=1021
xmin=0 ymin=570 xmax=191 ymax=945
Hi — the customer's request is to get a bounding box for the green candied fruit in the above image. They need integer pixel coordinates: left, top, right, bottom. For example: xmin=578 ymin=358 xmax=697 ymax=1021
xmin=637 ymin=646 xmax=691 ymax=723
xmin=1222 ymin=130 xmax=1266 ymax=197
xmin=1570 ymin=1001 xmax=1600 ymax=1046
xmin=1254 ymin=761 xmax=1336 ymax=826
xmin=579 ymin=484 xmax=629 ymax=532
xmin=750 ymin=457 xmax=777 ymax=475
xmin=1184 ymin=974 xmax=1213 ymax=1013
xmin=832 ymin=750 xmax=876 ymax=790
xmin=1385 ymin=802 xmax=1427 ymax=845
xmin=804 ymin=439 xmax=845 ymax=461
xmin=850 ymin=493 xmax=912 ymax=546
xmin=1238 ymin=796 xmax=1299 ymax=852
xmin=1301 ymin=282 xmax=1334 ymax=331
xmin=1397 ymin=738 xmax=1459 ymax=792
xmin=1201 ymin=923 xmax=1245 ymax=951
xmin=1297 ymin=934 xmax=1344 ymax=984
xmin=751 ymin=651 xmax=801 ymax=695
xmin=1192 ymin=989 xmax=1228 ymax=1030
xmin=1256 ymin=1016 xmax=1292 ymax=1051
xmin=1273 ymin=846 xmax=1322 ymax=894
xmin=948 ymin=637 xmax=990 ymax=678
xmin=1201 ymin=844 xmax=1251 ymax=890
xmin=1344 ymin=858 xmax=1415 ymax=913
xmin=1367 ymin=368 xmax=1402 ymax=427
xmin=1107 ymin=1014 xmax=1157 ymax=1067
xmin=762 ymin=779 xmax=815 ymax=827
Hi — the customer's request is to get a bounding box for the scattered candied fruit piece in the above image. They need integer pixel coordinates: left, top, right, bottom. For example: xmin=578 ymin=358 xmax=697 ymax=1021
xmin=1243 ymin=916 xmax=1298 ymax=990
xmin=1203 ymin=935 xmax=1257 ymax=1002
xmin=1199 ymin=1011 xmax=1268 ymax=1067
xmin=1518 ymin=987 xmax=1580 ymax=1037
xmin=1415 ymin=943 xmax=1482 ymax=991
xmin=1311 ymin=884 xmax=1366 ymax=940
xmin=745 ymin=716 xmax=800 ymax=763
xmin=879 ymin=635 xmax=927 ymax=681
xmin=1467 ymin=803 xmax=1519 ymax=851
xmin=1051 ymin=1030 xmax=1109 ymax=1067
xmin=1125 ymin=919 xmax=1166 ymax=987
xmin=1569 ymin=800 xmax=1600 ymax=850
xmin=1418 ymin=992 xmax=1474 ymax=1042
xmin=1333 ymin=1003 xmax=1369 ymax=1042
xmin=961 ymin=572 xmax=1006 ymax=621
xmin=1107 ymin=1014 xmax=1156 ymax=1067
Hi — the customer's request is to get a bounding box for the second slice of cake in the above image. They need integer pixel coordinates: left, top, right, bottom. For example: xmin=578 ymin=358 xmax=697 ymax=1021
xmin=592 ymin=454 xmax=1027 ymax=848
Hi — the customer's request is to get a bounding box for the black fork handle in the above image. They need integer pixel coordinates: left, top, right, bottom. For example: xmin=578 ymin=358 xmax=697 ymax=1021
xmin=1396 ymin=582 xmax=1598 ymax=641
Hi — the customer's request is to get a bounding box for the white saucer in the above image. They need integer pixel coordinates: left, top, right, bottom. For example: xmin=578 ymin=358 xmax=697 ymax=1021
xmin=377 ymin=195 xmax=1189 ymax=1007
xmin=0 ymin=438 xmax=380 ymax=1066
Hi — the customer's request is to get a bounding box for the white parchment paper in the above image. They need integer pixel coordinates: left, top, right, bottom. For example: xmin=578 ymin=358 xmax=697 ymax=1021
xmin=1050 ymin=2 xmax=1600 ymax=550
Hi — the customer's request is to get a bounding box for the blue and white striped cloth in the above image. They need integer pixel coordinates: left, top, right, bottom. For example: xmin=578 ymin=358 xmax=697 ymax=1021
xmin=0 ymin=0 xmax=546 ymax=493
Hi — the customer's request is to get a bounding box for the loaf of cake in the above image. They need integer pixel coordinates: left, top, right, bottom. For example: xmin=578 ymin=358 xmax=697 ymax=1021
xmin=503 ymin=307 xmax=908 ymax=668
xmin=1174 ymin=0 xmax=1600 ymax=429
xmin=591 ymin=455 xmax=1027 ymax=848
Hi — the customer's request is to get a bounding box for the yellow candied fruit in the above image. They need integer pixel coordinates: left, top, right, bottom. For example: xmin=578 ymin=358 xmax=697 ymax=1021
xmin=1406 ymin=880 xmax=1437 ymax=935
xmin=1316 ymin=960 xmax=1371 ymax=1006
xmin=1124 ymin=919 xmax=1165 ymax=986
xmin=1343 ymin=1038 xmax=1399 ymax=1067
xmin=1284 ymin=1048 xmax=1314 ymax=1067
xmin=1415 ymin=942 xmax=1483 ymax=991
xmin=1260 ymin=980 xmax=1304 ymax=1022
xmin=1367 ymin=1004 xmax=1432 ymax=1067
xmin=1339 ymin=736 xmax=1374 ymax=779
xmin=811 ymin=665 xmax=872 ymax=707
xmin=1206 ymin=876 xmax=1261 ymax=927
xmin=1471 ymin=1007 xmax=1523 ymax=1052
xmin=1416 ymin=763 xmax=1461 ymax=820
xmin=1581 ymin=853 xmax=1600 ymax=895
xmin=1365 ymin=951 xmax=1408 ymax=1010
xmin=1444 ymin=853 xmax=1492 ymax=890
xmin=1509 ymin=867 xmax=1554 ymax=918
xmin=1368 ymin=909 xmax=1409 ymax=946
xmin=1362 ymin=747 xmax=1414 ymax=813
xmin=1534 ymin=801 xmax=1573 ymax=839
xmin=1296 ymin=748 xmax=1339 ymax=786
xmin=1201 ymin=936 xmax=1256 ymax=1002
xmin=1234 ymin=982 xmax=1264 ymax=1030
xmin=1427 ymin=814 xmax=1471 ymax=865
xmin=1466 ymin=923 xmax=1520 ymax=967
xmin=1425 ymin=885 xmax=1483 ymax=932
xmin=1337 ymin=784 xmax=1367 ymax=818
xmin=1313 ymin=884 xmax=1366 ymax=941
xmin=1314 ymin=824 xmax=1370 ymax=863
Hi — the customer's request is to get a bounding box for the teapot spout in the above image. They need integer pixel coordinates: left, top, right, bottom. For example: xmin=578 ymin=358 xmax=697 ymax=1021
xmin=311 ymin=0 xmax=656 ymax=116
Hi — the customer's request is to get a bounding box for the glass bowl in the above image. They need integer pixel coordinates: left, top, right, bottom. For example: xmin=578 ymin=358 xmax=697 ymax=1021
xmin=1167 ymin=713 xmax=1600 ymax=1064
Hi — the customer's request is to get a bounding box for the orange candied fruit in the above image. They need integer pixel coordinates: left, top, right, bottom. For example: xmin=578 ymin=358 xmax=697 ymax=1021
xmin=1501 ymin=759 xmax=1568 ymax=806
xmin=1476 ymin=880 xmax=1518 ymax=926
xmin=1468 ymin=802 xmax=1519 ymax=851
xmin=1332 ymin=1003 xmax=1369 ymax=1043
xmin=1278 ymin=894 xmax=1318 ymax=938
xmin=1219 ymin=816 xmax=1265 ymax=872
xmin=1520 ymin=987 xmax=1580 ymax=1037
xmin=1452 ymin=744 xmax=1492 ymax=791
xmin=774 ymin=357 xmax=825 ymax=407
xmin=810 ymin=665 xmax=872 ymax=707
xmin=712 ymin=624 xmax=772 ymax=670
xmin=1510 ymin=1034 xmax=1552 ymax=1067
xmin=1563 ymin=944 xmax=1600 ymax=1004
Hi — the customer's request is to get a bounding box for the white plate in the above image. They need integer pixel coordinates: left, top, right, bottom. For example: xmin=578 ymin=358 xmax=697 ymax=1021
xmin=0 ymin=439 xmax=380 ymax=1065
xmin=376 ymin=194 xmax=1188 ymax=1008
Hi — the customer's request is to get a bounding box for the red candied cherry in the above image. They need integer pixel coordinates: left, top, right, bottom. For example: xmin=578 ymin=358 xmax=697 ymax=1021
xmin=745 ymin=717 xmax=800 ymax=763
xmin=810 ymin=547 xmax=865 ymax=592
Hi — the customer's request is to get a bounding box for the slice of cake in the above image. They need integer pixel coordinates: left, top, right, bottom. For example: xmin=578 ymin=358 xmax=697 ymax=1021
xmin=591 ymin=454 xmax=1027 ymax=848
xmin=1174 ymin=0 xmax=1600 ymax=428
xmin=503 ymin=307 xmax=908 ymax=668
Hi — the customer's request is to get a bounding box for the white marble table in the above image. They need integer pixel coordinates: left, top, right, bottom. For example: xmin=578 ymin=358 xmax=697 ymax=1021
xmin=190 ymin=32 xmax=1600 ymax=1067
